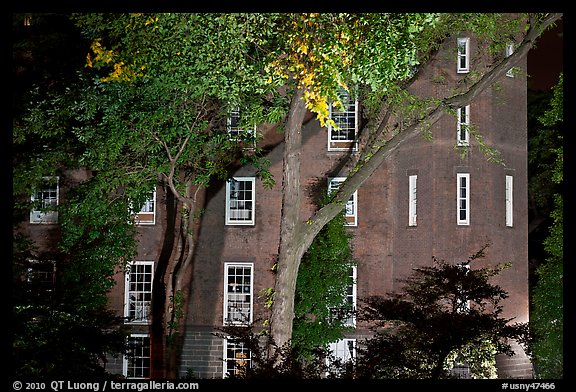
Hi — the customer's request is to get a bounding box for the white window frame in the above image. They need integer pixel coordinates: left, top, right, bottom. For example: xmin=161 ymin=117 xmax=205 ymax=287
xmin=344 ymin=266 xmax=357 ymax=327
xmin=227 ymin=106 xmax=256 ymax=144
xmin=223 ymin=337 xmax=252 ymax=378
xmin=457 ymin=173 xmax=470 ymax=226
xmin=330 ymin=266 xmax=356 ymax=326
xmin=124 ymin=261 xmax=154 ymax=324
xmin=505 ymin=43 xmax=515 ymax=78
xmin=132 ymin=190 xmax=156 ymax=225
xmin=328 ymin=177 xmax=357 ymax=227
xmin=327 ymin=338 xmax=356 ymax=374
xmin=225 ymin=177 xmax=256 ymax=226
xmin=457 ymin=37 xmax=470 ymax=73
xmin=328 ymin=88 xmax=359 ymax=152
xmin=223 ymin=263 xmax=254 ymax=325
xmin=123 ymin=333 xmax=151 ymax=379
xmin=30 ymin=176 xmax=59 ymax=224
xmin=408 ymin=175 xmax=418 ymax=226
xmin=457 ymin=105 xmax=470 ymax=147
xmin=505 ymin=175 xmax=513 ymax=227
xmin=25 ymin=258 xmax=56 ymax=293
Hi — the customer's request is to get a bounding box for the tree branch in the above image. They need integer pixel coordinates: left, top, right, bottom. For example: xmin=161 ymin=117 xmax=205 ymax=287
xmin=297 ymin=12 xmax=562 ymax=259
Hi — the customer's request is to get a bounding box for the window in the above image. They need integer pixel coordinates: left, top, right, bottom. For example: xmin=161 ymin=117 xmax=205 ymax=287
xmin=223 ymin=337 xmax=252 ymax=378
xmin=330 ymin=266 xmax=356 ymax=326
xmin=505 ymin=43 xmax=515 ymax=78
xmin=224 ymin=263 xmax=253 ymax=325
xmin=328 ymin=177 xmax=357 ymax=226
xmin=506 ymin=175 xmax=513 ymax=227
xmin=457 ymin=173 xmax=470 ymax=225
xmin=343 ymin=266 xmax=357 ymax=327
xmin=225 ymin=177 xmax=255 ymax=225
xmin=328 ymin=88 xmax=358 ymax=151
xmin=25 ymin=259 xmax=56 ymax=296
xmin=124 ymin=261 xmax=154 ymax=323
xmin=457 ymin=37 xmax=470 ymax=73
xmin=408 ymin=175 xmax=418 ymax=226
xmin=327 ymin=338 xmax=356 ymax=376
xmin=132 ymin=190 xmax=156 ymax=225
xmin=30 ymin=176 xmax=59 ymax=224
xmin=227 ymin=107 xmax=256 ymax=144
xmin=457 ymin=105 xmax=470 ymax=146
xmin=124 ymin=334 xmax=151 ymax=379
xmin=328 ymin=338 xmax=356 ymax=365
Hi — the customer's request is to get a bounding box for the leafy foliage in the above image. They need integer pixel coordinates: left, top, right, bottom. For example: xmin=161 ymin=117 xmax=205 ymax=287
xmin=214 ymin=326 xmax=350 ymax=379
xmin=12 ymin=231 xmax=128 ymax=378
xmin=12 ymin=14 xmax=130 ymax=378
xmin=530 ymin=74 xmax=563 ymax=379
xmin=292 ymin=194 xmax=356 ymax=359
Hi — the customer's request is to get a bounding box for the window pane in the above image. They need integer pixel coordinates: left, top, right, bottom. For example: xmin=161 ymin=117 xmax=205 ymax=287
xmin=225 ymin=264 xmax=253 ymax=323
xmin=227 ymin=178 xmax=255 ymax=224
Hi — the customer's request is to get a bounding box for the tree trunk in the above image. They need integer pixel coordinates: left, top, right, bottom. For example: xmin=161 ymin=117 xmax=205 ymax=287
xmin=151 ymin=178 xmax=201 ymax=378
xmin=150 ymin=186 xmax=179 ymax=378
xmin=164 ymin=182 xmax=199 ymax=378
xmin=269 ymin=88 xmax=308 ymax=351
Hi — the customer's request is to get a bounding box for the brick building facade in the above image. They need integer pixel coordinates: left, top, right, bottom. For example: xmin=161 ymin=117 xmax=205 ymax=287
xmin=18 ymin=32 xmax=533 ymax=379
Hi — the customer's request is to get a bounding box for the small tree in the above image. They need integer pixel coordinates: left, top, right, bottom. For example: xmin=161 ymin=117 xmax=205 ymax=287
xmin=354 ymin=245 xmax=529 ymax=379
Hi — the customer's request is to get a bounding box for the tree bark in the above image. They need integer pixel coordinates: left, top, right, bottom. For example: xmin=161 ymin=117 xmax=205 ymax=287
xmin=269 ymin=88 xmax=308 ymax=351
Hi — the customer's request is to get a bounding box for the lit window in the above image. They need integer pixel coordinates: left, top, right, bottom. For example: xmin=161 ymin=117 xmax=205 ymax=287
xmin=132 ymin=190 xmax=156 ymax=225
xmin=457 ymin=105 xmax=470 ymax=146
xmin=227 ymin=107 xmax=256 ymax=144
xmin=457 ymin=173 xmax=470 ymax=225
xmin=330 ymin=266 xmax=356 ymax=326
xmin=505 ymin=175 xmax=513 ymax=227
xmin=225 ymin=177 xmax=255 ymax=225
xmin=124 ymin=334 xmax=150 ymax=379
xmin=223 ymin=337 xmax=252 ymax=378
xmin=328 ymin=88 xmax=358 ymax=151
xmin=343 ymin=266 xmax=357 ymax=327
xmin=124 ymin=261 xmax=154 ymax=324
xmin=505 ymin=43 xmax=515 ymax=78
xmin=328 ymin=177 xmax=357 ymax=227
xmin=25 ymin=259 xmax=56 ymax=295
xmin=329 ymin=338 xmax=356 ymax=362
xmin=30 ymin=177 xmax=59 ymax=224
xmin=408 ymin=175 xmax=418 ymax=226
xmin=223 ymin=263 xmax=253 ymax=325
xmin=457 ymin=37 xmax=470 ymax=73
xmin=327 ymin=338 xmax=356 ymax=376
